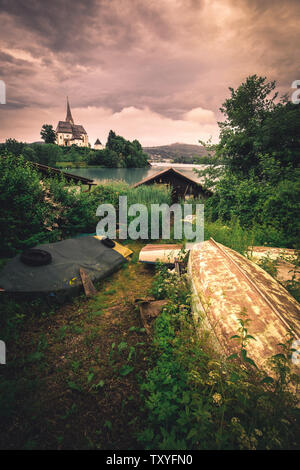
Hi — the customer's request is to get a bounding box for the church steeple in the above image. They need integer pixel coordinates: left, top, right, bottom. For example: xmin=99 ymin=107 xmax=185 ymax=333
xmin=65 ymin=96 xmax=74 ymax=125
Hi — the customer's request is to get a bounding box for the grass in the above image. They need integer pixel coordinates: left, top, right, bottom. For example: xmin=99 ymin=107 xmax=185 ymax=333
xmin=93 ymin=179 xmax=172 ymax=205
xmin=203 ymin=219 xmax=255 ymax=254
xmin=138 ymin=263 xmax=300 ymax=450
xmin=0 ymin=237 xmax=299 ymax=450
xmin=0 ymin=241 xmax=156 ymax=450
xmin=0 ymin=209 xmax=299 ymax=449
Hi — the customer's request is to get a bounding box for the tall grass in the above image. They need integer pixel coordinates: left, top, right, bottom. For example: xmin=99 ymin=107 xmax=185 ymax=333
xmin=95 ymin=180 xmax=172 ymax=206
xmin=126 ymin=184 xmax=172 ymax=206
xmin=92 ymin=181 xmax=172 ymax=240
xmin=204 ymin=218 xmax=291 ymax=254
xmin=204 ymin=219 xmax=255 ymax=254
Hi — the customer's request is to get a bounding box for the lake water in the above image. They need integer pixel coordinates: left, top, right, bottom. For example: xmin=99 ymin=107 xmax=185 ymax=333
xmin=68 ymin=164 xmax=206 ymax=185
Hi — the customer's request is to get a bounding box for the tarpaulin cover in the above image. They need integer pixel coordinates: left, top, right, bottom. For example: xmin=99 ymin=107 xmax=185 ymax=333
xmin=0 ymin=236 xmax=127 ymax=298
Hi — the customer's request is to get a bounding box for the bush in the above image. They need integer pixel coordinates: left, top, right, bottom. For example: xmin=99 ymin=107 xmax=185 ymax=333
xmin=262 ymin=179 xmax=300 ymax=248
xmin=0 ymin=155 xmax=56 ymax=256
xmin=45 ymin=178 xmax=99 ymax=236
xmin=204 ymin=171 xmax=300 ymax=248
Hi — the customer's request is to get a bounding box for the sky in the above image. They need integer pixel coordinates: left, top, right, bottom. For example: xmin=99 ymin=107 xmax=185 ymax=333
xmin=0 ymin=0 xmax=299 ymax=147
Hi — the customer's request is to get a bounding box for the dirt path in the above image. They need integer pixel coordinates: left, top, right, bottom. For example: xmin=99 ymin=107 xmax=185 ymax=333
xmin=0 ymin=242 xmax=154 ymax=449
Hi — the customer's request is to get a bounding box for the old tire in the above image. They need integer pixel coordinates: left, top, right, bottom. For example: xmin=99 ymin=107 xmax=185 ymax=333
xmin=101 ymin=237 xmax=115 ymax=248
xmin=20 ymin=249 xmax=52 ymax=267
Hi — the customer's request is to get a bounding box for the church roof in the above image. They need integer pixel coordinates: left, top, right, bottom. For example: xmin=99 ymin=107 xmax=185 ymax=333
xmin=56 ymin=98 xmax=87 ymax=137
xmin=56 ymin=122 xmax=87 ymax=135
xmin=94 ymin=138 xmax=102 ymax=145
xmin=56 ymin=121 xmax=72 ymax=133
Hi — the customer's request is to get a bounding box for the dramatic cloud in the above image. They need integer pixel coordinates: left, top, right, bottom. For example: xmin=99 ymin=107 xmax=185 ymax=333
xmin=0 ymin=0 xmax=299 ymax=145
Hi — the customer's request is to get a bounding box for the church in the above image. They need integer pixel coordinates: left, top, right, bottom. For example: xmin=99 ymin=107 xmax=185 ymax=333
xmin=56 ymin=98 xmax=89 ymax=147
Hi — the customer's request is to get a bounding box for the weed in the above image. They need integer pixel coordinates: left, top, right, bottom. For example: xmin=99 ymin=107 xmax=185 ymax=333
xmin=138 ymin=262 xmax=300 ymax=450
xmin=119 ymin=365 xmax=134 ymax=377
xmin=257 ymin=255 xmax=278 ymax=278
xmin=67 ymin=381 xmax=83 ymax=393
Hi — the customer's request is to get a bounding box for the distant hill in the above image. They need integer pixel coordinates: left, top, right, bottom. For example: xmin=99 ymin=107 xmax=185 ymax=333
xmin=143 ymin=143 xmax=209 ymax=162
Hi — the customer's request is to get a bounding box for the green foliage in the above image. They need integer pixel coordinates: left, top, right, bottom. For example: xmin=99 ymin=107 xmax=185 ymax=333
xmin=32 ymin=143 xmax=63 ymax=166
xmin=46 ymin=177 xmax=99 ymax=236
xmin=218 ymin=74 xmax=279 ymax=177
xmin=196 ymin=75 xmax=300 ymax=249
xmin=284 ymin=251 xmax=300 ymax=303
xmin=228 ymin=308 xmax=258 ymax=369
xmin=203 ymin=169 xmax=300 ymax=247
xmin=0 ymin=131 xmax=149 ymax=169
xmin=0 ymin=154 xmax=173 ymax=255
xmin=204 ymin=219 xmax=254 ymax=254
xmin=85 ymin=130 xmax=148 ymax=168
xmin=40 ymin=124 xmax=57 ymax=144
xmin=257 ymin=255 xmax=278 ymax=278
xmin=0 ymin=140 xmax=64 ymax=166
xmin=138 ymin=263 xmax=300 ymax=450
xmin=105 ymin=130 xmax=148 ymax=167
xmin=93 ymin=180 xmax=172 ymax=240
xmin=0 ymin=155 xmax=57 ymax=255
xmin=0 ymin=154 xmax=109 ymax=254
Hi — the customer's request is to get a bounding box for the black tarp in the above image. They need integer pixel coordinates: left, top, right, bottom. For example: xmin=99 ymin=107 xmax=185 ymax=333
xmin=0 ymin=236 xmax=126 ymax=299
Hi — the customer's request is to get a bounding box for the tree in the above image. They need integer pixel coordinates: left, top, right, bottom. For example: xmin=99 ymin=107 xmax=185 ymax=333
xmin=195 ymin=75 xmax=300 ymax=247
xmin=3 ymin=138 xmax=24 ymax=156
xmin=31 ymin=143 xmax=62 ymax=166
xmin=256 ymin=100 xmax=300 ymax=171
xmin=105 ymin=130 xmax=148 ymax=167
xmin=217 ymin=75 xmax=279 ymax=177
xmin=106 ymin=130 xmax=117 ymax=150
xmin=40 ymin=124 xmax=57 ymax=144
xmin=216 ymin=76 xmax=300 ymax=178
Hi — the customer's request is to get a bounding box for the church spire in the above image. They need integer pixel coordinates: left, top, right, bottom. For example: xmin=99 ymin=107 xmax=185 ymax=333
xmin=65 ymin=96 xmax=74 ymax=124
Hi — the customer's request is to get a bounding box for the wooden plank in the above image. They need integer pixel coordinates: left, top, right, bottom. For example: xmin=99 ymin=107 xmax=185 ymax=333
xmin=80 ymin=268 xmax=97 ymax=297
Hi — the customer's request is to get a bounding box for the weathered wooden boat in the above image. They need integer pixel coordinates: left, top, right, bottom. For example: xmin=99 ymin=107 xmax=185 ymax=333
xmin=139 ymin=244 xmax=183 ymax=264
xmin=188 ymin=238 xmax=300 ymax=371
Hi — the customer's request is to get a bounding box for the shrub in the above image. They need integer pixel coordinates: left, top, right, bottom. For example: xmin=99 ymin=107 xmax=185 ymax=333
xmin=0 ymin=155 xmax=56 ymax=256
xmin=46 ymin=177 xmax=99 ymax=236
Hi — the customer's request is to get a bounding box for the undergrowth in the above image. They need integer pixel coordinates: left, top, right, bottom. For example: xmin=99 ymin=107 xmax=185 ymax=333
xmin=138 ymin=263 xmax=300 ymax=450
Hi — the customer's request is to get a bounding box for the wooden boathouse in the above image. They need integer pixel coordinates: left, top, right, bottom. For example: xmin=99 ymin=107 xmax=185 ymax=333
xmin=133 ymin=167 xmax=211 ymax=201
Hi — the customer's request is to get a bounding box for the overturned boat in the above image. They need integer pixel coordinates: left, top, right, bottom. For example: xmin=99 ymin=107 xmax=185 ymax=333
xmin=188 ymin=238 xmax=300 ymax=371
xmin=139 ymin=244 xmax=184 ymax=264
xmin=0 ymin=236 xmax=132 ymax=300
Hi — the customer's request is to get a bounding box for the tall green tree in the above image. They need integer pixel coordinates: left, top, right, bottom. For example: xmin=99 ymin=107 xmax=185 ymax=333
xmin=195 ymin=75 xmax=300 ymax=247
xmin=217 ymin=75 xmax=279 ymax=177
xmin=40 ymin=124 xmax=57 ymax=144
xmin=105 ymin=130 xmax=148 ymax=167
